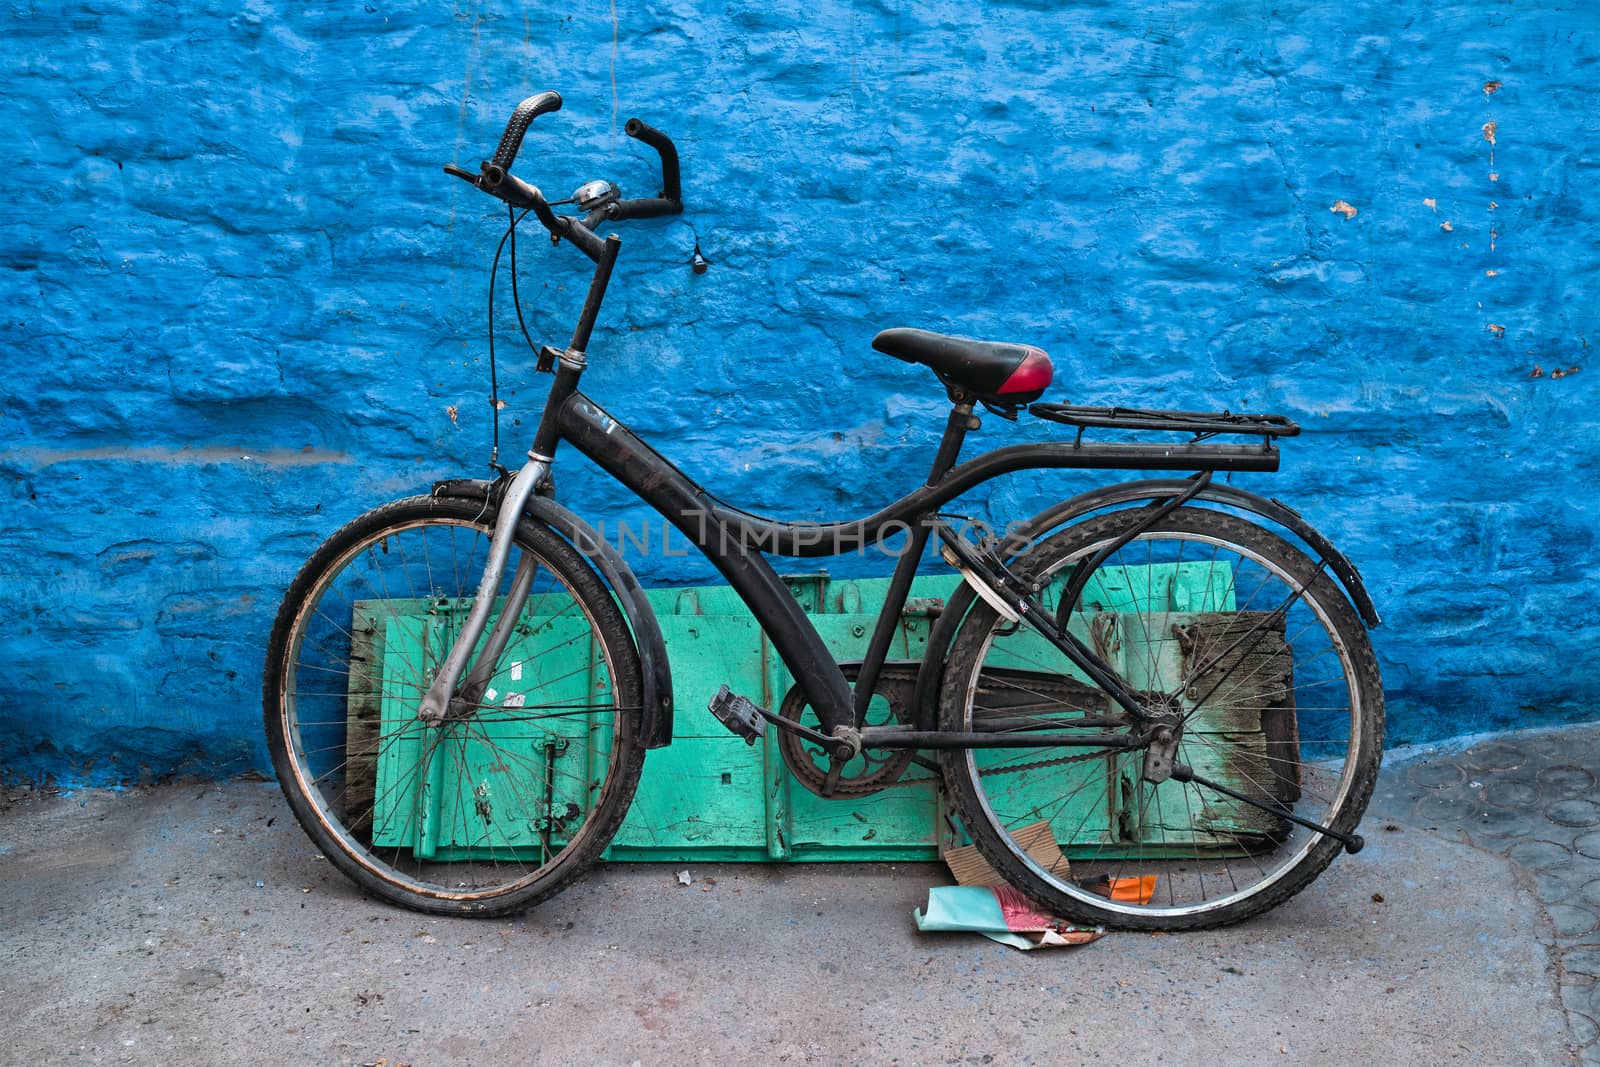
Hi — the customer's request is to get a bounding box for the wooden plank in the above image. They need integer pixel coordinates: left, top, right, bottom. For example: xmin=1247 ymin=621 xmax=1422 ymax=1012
xmin=1176 ymin=612 xmax=1299 ymax=804
xmin=353 ymin=567 xmax=1306 ymax=863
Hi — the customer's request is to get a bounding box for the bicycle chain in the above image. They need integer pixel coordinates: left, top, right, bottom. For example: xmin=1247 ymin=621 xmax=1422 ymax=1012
xmin=975 ymin=745 xmax=1120 ymax=778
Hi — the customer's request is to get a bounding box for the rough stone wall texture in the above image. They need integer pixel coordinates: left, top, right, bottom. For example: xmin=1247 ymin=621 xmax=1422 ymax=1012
xmin=1 ymin=2 xmax=1595 ymax=784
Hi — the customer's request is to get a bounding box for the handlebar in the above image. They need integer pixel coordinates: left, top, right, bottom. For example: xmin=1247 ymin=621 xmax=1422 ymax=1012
xmin=490 ymin=91 xmax=563 ymax=171
xmin=444 ymin=91 xmax=683 ymax=264
xmin=470 ymin=161 xmax=609 ymax=261
xmin=621 ymin=117 xmax=681 ymax=210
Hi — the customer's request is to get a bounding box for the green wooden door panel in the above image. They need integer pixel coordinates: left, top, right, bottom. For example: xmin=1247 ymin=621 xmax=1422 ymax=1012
xmin=369 ymin=605 xmax=613 ymax=860
xmin=352 ymin=561 xmax=1297 ymax=863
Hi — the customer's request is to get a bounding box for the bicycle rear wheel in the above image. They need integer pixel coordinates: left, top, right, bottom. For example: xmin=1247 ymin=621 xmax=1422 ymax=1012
xmin=263 ymin=495 xmax=644 ymax=916
xmin=939 ymin=507 xmax=1383 ymax=930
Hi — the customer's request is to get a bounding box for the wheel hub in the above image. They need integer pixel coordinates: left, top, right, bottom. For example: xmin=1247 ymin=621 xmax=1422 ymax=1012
xmin=1138 ymin=691 xmax=1185 ymax=784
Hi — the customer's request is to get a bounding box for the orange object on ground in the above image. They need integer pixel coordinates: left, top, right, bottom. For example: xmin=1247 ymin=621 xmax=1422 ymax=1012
xmin=1108 ymin=875 xmax=1159 ymax=904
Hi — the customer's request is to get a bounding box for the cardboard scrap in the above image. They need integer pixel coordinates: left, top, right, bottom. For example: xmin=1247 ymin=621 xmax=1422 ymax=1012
xmin=943 ymin=821 xmax=1071 ymax=887
xmin=919 ymin=822 xmax=1098 ymax=951
xmin=946 ymin=821 xmax=1158 ymax=902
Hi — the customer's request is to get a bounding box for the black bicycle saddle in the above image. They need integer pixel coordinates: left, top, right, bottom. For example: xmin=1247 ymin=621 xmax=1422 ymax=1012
xmin=872 ymin=327 xmax=1053 ymax=403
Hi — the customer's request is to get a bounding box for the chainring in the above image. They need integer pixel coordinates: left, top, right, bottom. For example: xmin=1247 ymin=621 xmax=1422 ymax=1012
xmin=777 ymin=664 xmax=922 ymax=798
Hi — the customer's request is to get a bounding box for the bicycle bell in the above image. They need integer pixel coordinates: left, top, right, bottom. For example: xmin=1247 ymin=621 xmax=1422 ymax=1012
xmin=573 ymin=179 xmax=620 ymax=212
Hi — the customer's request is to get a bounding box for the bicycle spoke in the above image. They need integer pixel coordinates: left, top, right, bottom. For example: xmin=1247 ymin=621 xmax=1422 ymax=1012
xmin=270 ymin=504 xmax=643 ymax=913
xmin=944 ymin=509 xmax=1379 ymax=929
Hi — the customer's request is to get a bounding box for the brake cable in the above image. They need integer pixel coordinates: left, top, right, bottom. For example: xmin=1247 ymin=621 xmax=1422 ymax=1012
xmin=483 ymin=207 xmax=527 ymax=474
xmin=485 ymin=199 xmax=580 ymax=475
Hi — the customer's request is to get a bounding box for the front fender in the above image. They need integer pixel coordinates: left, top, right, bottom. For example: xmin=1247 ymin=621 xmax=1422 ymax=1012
xmin=433 ymin=478 xmax=675 ymax=749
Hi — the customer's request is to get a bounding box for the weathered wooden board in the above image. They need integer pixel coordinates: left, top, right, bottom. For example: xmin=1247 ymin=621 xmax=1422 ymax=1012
xmin=345 ymin=564 xmax=1305 ymax=862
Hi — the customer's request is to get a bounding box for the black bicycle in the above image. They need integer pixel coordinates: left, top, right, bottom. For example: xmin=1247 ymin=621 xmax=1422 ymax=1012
xmin=263 ymin=92 xmax=1384 ymax=930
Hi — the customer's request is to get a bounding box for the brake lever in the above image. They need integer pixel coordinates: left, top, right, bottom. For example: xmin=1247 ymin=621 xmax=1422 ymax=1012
xmin=443 ymin=162 xmax=479 ymax=186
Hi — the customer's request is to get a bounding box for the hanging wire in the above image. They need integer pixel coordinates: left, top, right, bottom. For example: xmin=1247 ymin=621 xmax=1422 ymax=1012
xmin=484 ymin=206 xmax=535 ymax=474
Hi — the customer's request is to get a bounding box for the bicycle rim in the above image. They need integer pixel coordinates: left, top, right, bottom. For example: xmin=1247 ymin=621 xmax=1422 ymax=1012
xmin=942 ymin=508 xmax=1382 ymax=928
xmin=265 ymin=498 xmax=642 ymax=914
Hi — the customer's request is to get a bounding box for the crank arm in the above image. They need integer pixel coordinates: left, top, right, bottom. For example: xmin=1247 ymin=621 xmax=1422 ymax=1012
xmin=727 ymin=693 xmax=858 ymax=760
xmin=1171 ymin=764 xmax=1365 ymax=854
xmin=754 ymin=703 xmax=836 ymax=747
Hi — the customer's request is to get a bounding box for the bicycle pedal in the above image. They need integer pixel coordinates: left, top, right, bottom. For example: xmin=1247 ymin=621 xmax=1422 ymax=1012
xmin=707 ymin=685 xmax=766 ymax=745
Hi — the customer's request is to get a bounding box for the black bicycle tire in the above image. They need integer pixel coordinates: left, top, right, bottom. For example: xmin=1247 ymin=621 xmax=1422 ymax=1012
xmin=939 ymin=506 xmax=1384 ymax=931
xmin=263 ymin=494 xmax=645 ymax=917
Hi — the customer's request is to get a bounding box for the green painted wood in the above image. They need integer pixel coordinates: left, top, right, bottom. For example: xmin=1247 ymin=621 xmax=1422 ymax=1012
xmin=367 ymin=601 xmax=615 ymax=861
xmin=608 ymin=614 xmax=772 ymax=858
xmin=352 ymin=561 xmax=1291 ymax=863
xmin=761 ymin=612 xmax=946 ymax=862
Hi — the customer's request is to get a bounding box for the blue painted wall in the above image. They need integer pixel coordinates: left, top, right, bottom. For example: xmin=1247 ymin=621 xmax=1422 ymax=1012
xmin=2 ymin=2 xmax=1596 ymax=785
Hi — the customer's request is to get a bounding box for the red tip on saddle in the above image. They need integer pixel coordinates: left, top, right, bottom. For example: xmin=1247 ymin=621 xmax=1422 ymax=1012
xmin=998 ymin=348 xmax=1053 ymax=397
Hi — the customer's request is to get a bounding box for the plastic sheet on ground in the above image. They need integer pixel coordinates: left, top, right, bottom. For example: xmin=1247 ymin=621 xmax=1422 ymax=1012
xmin=914 ymin=884 xmax=1105 ymax=951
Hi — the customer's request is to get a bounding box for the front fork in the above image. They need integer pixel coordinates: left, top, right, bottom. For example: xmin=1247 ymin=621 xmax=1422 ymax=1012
xmin=416 ymin=456 xmax=550 ymax=724
xmin=415 ymin=232 xmax=620 ymax=722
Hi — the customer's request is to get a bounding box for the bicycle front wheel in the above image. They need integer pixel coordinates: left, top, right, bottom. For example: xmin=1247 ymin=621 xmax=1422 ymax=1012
xmin=263 ymin=495 xmax=644 ymax=916
xmin=940 ymin=507 xmax=1383 ymax=930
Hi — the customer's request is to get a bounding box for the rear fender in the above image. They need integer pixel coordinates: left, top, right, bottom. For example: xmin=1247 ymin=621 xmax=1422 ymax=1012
xmin=911 ymin=479 xmax=1380 ymax=731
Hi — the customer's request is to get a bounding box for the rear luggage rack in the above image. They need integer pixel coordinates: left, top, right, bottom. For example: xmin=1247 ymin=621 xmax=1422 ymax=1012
xmin=1029 ymin=403 xmax=1301 ymax=445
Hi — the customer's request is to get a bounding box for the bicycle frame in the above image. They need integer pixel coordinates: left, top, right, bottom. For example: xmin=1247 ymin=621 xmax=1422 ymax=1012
xmin=261 ymin=95 xmax=1382 ymax=930
xmin=416 ymin=232 xmax=1285 ymax=748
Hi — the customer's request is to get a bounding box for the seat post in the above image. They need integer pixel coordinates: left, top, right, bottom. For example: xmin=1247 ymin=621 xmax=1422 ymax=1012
xmin=926 ymin=401 xmax=978 ymax=487
xmin=846 ymin=400 xmax=980 ymax=726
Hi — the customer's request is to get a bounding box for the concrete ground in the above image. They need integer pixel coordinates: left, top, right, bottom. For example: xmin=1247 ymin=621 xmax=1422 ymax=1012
xmin=3 ymin=724 xmax=1592 ymax=1066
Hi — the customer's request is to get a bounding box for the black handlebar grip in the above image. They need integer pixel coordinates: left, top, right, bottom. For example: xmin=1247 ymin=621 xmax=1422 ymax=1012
xmin=623 ymin=117 xmax=682 ymax=206
xmin=479 ymin=163 xmax=544 ymax=212
xmin=491 ymin=91 xmax=563 ymax=171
